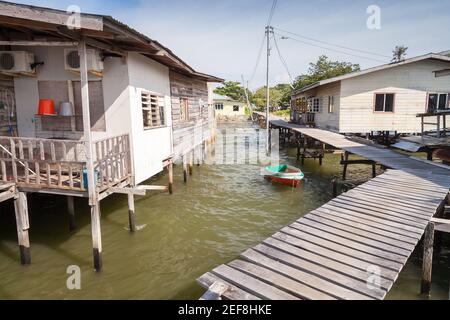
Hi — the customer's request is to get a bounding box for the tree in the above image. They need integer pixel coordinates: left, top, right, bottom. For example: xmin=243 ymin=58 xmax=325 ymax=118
xmin=392 ymin=45 xmax=408 ymax=62
xmin=252 ymin=84 xmax=291 ymax=110
xmin=213 ymin=81 xmax=251 ymax=102
xmin=293 ymin=55 xmax=360 ymax=90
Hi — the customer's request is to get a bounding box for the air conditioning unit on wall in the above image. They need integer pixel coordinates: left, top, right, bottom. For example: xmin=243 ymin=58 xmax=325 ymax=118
xmin=0 ymin=51 xmax=35 ymax=73
xmin=64 ymin=49 xmax=104 ymax=73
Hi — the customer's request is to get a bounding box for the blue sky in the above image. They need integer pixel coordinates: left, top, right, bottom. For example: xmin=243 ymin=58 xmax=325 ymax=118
xmin=10 ymin=0 xmax=450 ymax=88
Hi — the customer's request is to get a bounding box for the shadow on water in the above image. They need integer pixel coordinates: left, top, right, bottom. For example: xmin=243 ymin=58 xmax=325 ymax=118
xmin=0 ymin=122 xmax=448 ymax=300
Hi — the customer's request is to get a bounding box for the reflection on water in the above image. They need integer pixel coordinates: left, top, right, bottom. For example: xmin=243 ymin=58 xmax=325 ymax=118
xmin=0 ymin=123 xmax=448 ymax=300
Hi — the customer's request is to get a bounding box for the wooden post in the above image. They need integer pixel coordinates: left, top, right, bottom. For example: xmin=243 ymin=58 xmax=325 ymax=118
xmin=90 ymin=201 xmax=102 ymax=271
xmin=127 ymin=193 xmax=136 ymax=233
xmin=14 ymin=192 xmax=31 ymax=265
xmin=189 ymin=151 xmax=194 ymax=175
xmin=372 ymin=163 xmax=377 ymax=178
xmin=332 ymin=179 xmax=339 ymax=198
xmin=79 ymin=39 xmax=102 ymax=271
xmin=183 ymin=155 xmax=188 ymax=183
xmin=421 ymin=222 xmax=435 ymax=296
xmin=67 ymin=196 xmax=76 ymax=231
xmin=168 ymin=161 xmax=174 ymax=194
xmin=342 ymin=152 xmax=349 ymax=181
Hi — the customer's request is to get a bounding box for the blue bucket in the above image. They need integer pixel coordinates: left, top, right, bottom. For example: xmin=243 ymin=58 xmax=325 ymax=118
xmin=83 ymin=169 xmax=99 ymax=190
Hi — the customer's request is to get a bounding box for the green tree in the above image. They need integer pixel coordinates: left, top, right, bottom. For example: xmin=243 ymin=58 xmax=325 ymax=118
xmin=213 ymin=81 xmax=251 ymax=102
xmin=392 ymin=45 xmax=408 ymax=62
xmin=293 ymin=55 xmax=360 ymax=90
xmin=252 ymin=84 xmax=291 ymax=110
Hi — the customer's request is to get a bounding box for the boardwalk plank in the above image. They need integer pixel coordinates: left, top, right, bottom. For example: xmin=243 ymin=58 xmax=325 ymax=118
xmin=262 ymin=238 xmax=393 ymax=290
xmin=197 ymin=272 xmax=262 ymax=300
xmin=228 ymin=260 xmax=336 ymax=300
xmin=240 ymin=249 xmax=374 ymax=300
xmin=211 ymin=264 xmax=298 ymax=300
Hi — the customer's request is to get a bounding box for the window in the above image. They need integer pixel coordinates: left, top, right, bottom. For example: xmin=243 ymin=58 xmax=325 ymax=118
xmin=180 ymin=98 xmax=189 ymax=122
xmin=328 ymin=96 xmax=335 ymax=113
xmin=141 ymin=91 xmax=165 ymax=129
xmin=374 ymin=93 xmax=395 ymax=112
xmin=428 ymin=93 xmax=449 ymax=112
xmin=215 ymin=103 xmax=224 ymax=110
xmin=233 ymin=105 xmax=240 ymax=112
xmin=307 ymin=97 xmax=322 ymax=113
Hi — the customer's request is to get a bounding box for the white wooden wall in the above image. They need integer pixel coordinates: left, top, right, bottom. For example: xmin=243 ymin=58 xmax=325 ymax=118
xmin=339 ymin=60 xmax=450 ymax=134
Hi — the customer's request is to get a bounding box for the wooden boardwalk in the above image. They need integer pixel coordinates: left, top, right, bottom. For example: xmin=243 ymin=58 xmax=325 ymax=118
xmin=198 ymin=120 xmax=450 ymax=300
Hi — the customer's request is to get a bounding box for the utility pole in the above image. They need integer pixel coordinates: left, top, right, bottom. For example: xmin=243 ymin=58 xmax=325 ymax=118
xmin=241 ymin=75 xmax=252 ymax=121
xmin=265 ymin=25 xmax=272 ymax=155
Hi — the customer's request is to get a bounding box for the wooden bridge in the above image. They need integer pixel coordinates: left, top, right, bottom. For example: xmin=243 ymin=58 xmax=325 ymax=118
xmin=197 ymin=120 xmax=450 ymax=300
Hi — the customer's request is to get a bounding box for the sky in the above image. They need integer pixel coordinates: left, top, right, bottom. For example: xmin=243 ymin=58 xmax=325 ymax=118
xmin=10 ymin=0 xmax=450 ymax=89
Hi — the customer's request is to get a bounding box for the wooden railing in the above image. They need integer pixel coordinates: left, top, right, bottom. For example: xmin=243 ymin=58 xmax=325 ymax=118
xmin=93 ymin=134 xmax=132 ymax=190
xmin=0 ymin=134 xmax=132 ymax=192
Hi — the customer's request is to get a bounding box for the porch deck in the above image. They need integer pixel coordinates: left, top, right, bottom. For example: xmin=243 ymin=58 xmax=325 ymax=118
xmin=0 ymin=134 xmax=132 ymax=196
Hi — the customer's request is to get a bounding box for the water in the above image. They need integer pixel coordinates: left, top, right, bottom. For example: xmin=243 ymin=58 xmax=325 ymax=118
xmin=0 ymin=123 xmax=448 ymax=300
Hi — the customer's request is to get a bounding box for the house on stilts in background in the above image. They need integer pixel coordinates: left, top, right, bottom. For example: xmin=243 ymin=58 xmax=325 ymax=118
xmin=290 ymin=53 xmax=450 ymax=142
xmin=0 ymin=1 xmax=222 ymax=271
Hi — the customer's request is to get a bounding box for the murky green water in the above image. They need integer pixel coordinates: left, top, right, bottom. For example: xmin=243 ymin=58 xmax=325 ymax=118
xmin=0 ymin=123 xmax=448 ymax=300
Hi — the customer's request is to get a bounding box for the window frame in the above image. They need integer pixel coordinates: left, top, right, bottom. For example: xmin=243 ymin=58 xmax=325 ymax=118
xmin=427 ymin=92 xmax=450 ymax=112
xmin=307 ymin=97 xmax=322 ymax=113
xmin=215 ymin=103 xmax=224 ymax=111
xmin=141 ymin=90 xmax=166 ymax=130
xmin=328 ymin=96 xmax=335 ymax=114
xmin=180 ymin=97 xmax=190 ymax=122
xmin=373 ymin=93 xmax=396 ymax=113
xmin=233 ymin=105 xmax=240 ymax=112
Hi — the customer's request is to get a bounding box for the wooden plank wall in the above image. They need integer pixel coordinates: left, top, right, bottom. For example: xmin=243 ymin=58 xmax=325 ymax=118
xmin=170 ymin=71 xmax=214 ymax=159
xmin=0 ymin=76 xmax=16 ymax=136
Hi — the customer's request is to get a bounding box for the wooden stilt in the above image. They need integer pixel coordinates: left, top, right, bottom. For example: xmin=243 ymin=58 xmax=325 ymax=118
xmin=421 ymin=222 xmax=435 ymax=296
xmin=90 ymin=201 xmax=102 ymax=272
xmin=127 ymin=193 xmax=136 ymax=232
xmin=372 ymin=163 xmax=377 ymax=178
xmin=332 ymin=179 xmax=338 ymax=198
xmin=14 ymin=192 xmax=31 ymax=265
xmin=183 ymin=155 xmax=188 ymax=183
xmin=67 ymin=196 xmax=76 ymax=231
xmin=189 ymin=151 xmax=194 ymax=175
xmin=168 ymin=161 xmax=174 ymax=194
xmin=342 ymin=152 xmax=349 ymax=181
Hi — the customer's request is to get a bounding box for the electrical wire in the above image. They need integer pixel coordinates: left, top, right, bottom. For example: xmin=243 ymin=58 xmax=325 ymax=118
xmin=248 ymin=33 xmax=266 ymax=85
xmin=273 ymin=26 xmax=390 ymax=59
xmin=274 ymin=32 xmax=389 ymax=63
xmin=267 ymin=0 xmax=278 ymax=26
xmin=272 ymin=34 xmax=295 ymax=87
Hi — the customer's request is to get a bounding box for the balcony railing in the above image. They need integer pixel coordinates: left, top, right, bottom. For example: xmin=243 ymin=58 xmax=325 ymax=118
xmin=0 ymin=134 xmax=132 ymax=192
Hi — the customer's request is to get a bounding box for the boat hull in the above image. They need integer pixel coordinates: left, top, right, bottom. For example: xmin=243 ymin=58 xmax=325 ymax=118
xmin=265 ymin=176 xmax=302 ymax=187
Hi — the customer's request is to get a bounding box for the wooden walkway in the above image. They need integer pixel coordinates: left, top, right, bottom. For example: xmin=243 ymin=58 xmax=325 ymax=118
xmin=198 ymin=120 xmax=450 ymax=300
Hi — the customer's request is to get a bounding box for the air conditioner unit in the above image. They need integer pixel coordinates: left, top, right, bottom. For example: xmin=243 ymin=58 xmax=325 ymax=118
xmin=64 ymin=49 xmax=104 ymax=72
xmin=0 ymin=51 xmax=35 ymax=73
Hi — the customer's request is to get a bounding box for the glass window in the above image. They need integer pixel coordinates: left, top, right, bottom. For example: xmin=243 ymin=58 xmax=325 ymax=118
xmin=233 ymin=106 xmax=240 ymax=112
xmin=374 ymin=94 xmax=385 ymax=112
xmin=438 ymin=94 xmax=448 ymax=110
xmin=141 ymin=91 xmax=166 ymax=129
xmin=374 ymin=93 xmax=395 ymax=112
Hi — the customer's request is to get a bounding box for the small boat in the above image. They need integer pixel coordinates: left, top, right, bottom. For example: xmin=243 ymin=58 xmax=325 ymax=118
xmin=263 ymin=165 xmax=305 ymax=188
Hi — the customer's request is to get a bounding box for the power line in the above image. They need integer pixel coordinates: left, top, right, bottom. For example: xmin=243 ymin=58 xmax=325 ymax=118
xmin=272 ymin=34 xmax=295 ymax=87
xmin=266 ymin=0 xmax=278 ymax=26
xmin=273 ymin=27 xmax=390 ymax=59
xmin=248 ymin=33 xmax=266 ymax=85
xmin=274 ymin=32 xmax=388 ymax=63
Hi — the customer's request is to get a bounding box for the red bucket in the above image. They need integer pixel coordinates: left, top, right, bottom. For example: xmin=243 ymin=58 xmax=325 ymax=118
xmin=38 ymin=99 xmax=56 ymax=115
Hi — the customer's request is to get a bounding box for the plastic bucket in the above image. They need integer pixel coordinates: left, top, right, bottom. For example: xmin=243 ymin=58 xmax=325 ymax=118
xmin=83 ymin=168 xmax=99 ymax=190
xmin=59 ymin=102 xmax=74 ymax=116
xmin=38 ymin=99 xmax=56 ymax=115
